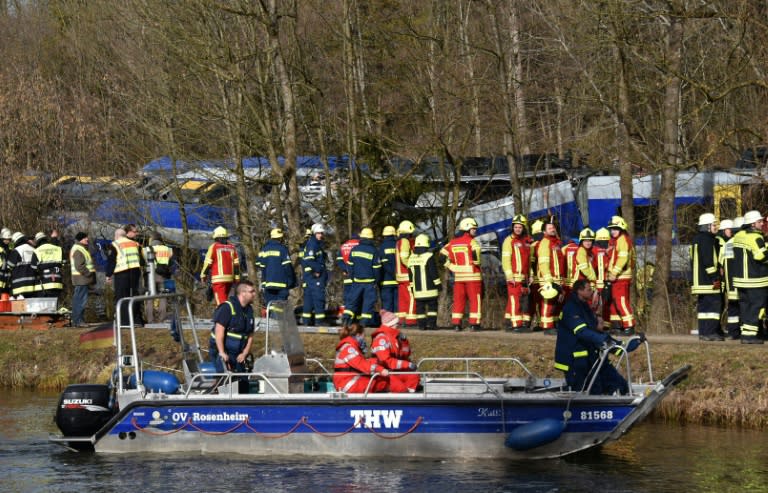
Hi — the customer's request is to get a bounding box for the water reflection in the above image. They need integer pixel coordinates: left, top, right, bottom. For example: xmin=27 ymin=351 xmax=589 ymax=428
xmin=2 ymin=391 xmax=768 ymax=492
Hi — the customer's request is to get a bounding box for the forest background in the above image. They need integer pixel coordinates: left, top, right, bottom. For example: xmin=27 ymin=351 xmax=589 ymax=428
xmin=2 ymin=0 xmax=768 ymax=333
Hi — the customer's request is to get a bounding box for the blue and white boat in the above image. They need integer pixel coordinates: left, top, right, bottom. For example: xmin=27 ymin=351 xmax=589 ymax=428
xmin=49 ymin=296 xmax=689 ymax=460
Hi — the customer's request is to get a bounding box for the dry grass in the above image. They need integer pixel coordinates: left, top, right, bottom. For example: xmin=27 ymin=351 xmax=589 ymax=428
xmin=1 ymin=327 xmax=765 ymax=429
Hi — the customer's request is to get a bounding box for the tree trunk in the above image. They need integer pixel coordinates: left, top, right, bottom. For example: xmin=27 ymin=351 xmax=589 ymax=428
xmin=649 ymin=15 xmax=683 ymax=334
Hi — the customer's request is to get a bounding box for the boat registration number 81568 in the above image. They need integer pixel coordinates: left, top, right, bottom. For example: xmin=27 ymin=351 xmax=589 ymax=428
xmin=580 ymin=410 xmax=614 ymax=420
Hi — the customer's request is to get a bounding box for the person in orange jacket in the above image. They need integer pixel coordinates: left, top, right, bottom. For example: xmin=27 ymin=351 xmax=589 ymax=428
xmin=606 ymin=216 xmax=636 ymax=335
xmin=200 ymin=226 xmax=240 ymax=306
xmin=333 ymin=324 xmax=390 ymax=393
xmin=501 ymin=215 xmax=531 ymax=332
xmin=370 ymin=310 xmax=420 ymax=393
xmin=440 ymin=217 xmax=483 ymax=331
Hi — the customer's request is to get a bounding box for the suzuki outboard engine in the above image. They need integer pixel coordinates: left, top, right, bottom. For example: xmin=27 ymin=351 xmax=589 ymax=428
xmin=55 ymin=384 xmax=115 ymax=438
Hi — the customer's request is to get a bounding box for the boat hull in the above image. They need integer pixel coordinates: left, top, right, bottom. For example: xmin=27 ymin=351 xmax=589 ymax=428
xmin=83 ymin=394 xmax=637 ymax=459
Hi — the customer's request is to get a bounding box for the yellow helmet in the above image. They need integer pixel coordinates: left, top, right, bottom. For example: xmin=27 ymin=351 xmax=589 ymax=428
xmin=459 ymin=217 xmax=478 ymax=231
xmin=578 ymin=228 xmax=595 ymax=242
xmin=511 ymin=214 xmax=528 ymax=227
xmin=607 ymin=215 xmax=628 ymax=231
xmin=540 ymin=283 xmax=559 ymax=300
xmin=595 ymin=227 xmax=610 ymax=241
xmin=213 ymin=226 xmax=228 ymax=239
xmin=270 ymin=228 xmax=284 ymax=239
xmin=397 ymin=220 xmax=415 ymax=235
xmin=530 ymin=219 xmax=544 ymax=236
xmin=414 ymin=234 xmax=430 ymax=248
xmin=382 ymin=225 xmax=397 ymax=236
xmin=360 ymin=227 xmax=374 ymax=239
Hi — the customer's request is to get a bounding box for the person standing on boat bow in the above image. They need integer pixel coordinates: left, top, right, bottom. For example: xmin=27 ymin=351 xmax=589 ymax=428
xmin=554 ymin=279 xmax=629 ymax=395
xmin=209 ymin=281 xmax=256 ymax=390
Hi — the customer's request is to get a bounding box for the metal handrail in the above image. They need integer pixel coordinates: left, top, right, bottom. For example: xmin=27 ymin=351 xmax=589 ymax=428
xmin=415 ymin=357 xmax=536 ymax=379
xmin=586 ymin=336 xmax=653 ymax=395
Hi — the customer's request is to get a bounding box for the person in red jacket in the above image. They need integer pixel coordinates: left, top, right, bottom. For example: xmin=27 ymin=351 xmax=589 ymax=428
xmin=333 ymin=325 xmax=390 ymax=393
xmin=440 ymin=217 xmax=483 ymax=331
xmin=370 ymin=310 xmax=420 ymax=393
xmin=200 ymin=226 xmax=240 ymax=305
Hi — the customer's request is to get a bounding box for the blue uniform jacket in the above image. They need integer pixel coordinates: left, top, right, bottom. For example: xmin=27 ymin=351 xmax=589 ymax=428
xmin=554 ymin=293 xmax=609 ymax=372
xmin=378 ymin=236 xmax=397 ymax=285
xmin=348 ymin=239 xmax=382 ymax=284
xmin=302 ymin=236 xmax=328 ymax=283
xmin=256 ymin=239 xmax=296 ymax=289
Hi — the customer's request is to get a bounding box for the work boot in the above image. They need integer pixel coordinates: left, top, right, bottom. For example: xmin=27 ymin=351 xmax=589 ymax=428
xmin=741 ymin=336 xmax=764 ymax=345
xmin=622 ymin=327 xmax=636 ymax=336
xmin=469 ymin=324 xmax=481 ymax=332
xmin=513 ymin=325 xmax=531 ymax=333
xmin=453 ymin=324 xmax=463 ymax=332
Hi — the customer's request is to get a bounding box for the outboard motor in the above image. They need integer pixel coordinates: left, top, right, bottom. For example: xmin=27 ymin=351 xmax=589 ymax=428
xmin=55 ymin=384 xmax=115 ymax=437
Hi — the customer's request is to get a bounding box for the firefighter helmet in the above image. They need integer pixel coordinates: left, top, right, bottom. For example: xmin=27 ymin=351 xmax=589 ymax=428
xmin=595 ymin=227 xmax=610 ymax=241
xmin=530 ymin=219 xmax=544 ymax=236
xmin=743 ymin=210 xmax=764 ymax=225
xmin=311 ymin=223 xmax=326 ymax=234
xmin=459 ymin=217 xmax=478 ymax=231
xmin=578 ymin=228 xmax=595 ymax=242
xmin=0 ymin=228 xmax=11 ymax=240
xmin=397 ymin=220 xmax=415 ymax=235
xmin=360 ymin=227 xmax=374 ymax=239
xmin=270 ymin=228 xmax=284 ymax=239
xmin=718 ymin=219 xmax=733 ymax=231
xmin=34 ymin=232 xmax=46 ymax=242
xmin=11 ymin=232 xmax=24 ymax=244
xmin=698 ymin=213 xmax=716 ymax=226
xmin=733 ymin=216 xmax=744 ymax=229
xmin=607 ymin=215 xmax=628 ymax=231
xmin=511 ymin=214 xmax=528 ymax=227
xmin=382 ymin=225 xmax=397 ymax=236
xmin=540 ymin=283 xmax=559 ymax=300
xmin=414 ymin=234 xmax=430 ymax=248
xmin=212 ymin=226 xmax=228 ymax=239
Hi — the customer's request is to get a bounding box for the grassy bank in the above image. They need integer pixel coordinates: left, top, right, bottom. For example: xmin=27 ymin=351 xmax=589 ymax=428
xmin=1 ymin=327 xmax=764 ymax=429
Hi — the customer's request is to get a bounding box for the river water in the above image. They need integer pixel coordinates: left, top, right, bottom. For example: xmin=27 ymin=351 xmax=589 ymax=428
xmin=2 ymin=390 xmax=767 ymax=493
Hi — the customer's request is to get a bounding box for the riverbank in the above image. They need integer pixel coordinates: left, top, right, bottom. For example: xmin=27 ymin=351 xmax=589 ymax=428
xmin=1 ymin=327 xmax=764 ymax=429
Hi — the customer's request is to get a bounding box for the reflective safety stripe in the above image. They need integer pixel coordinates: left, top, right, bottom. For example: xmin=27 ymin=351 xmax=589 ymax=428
xmin=210 ymin=332 xmax=245 ymax=341
xmin=554 ymin=362 xmax=569 ymax=371
xmin=573 ymin=350 xmax=588 ymax=358
xmin=572 ymin=323 xmax=586 ymax=334
xmin=697 ymin=312 xmax=721 ymax=320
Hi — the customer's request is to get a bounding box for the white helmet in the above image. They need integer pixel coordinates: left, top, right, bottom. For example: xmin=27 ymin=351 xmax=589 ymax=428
xmin=0 ymin=228 xmax=11 ymax=240
xmin=698 ymin=213 xmax=716 ymax=226
xmin=311 ymin=223 xmax=326 ymax=234
xmin=11 ymin=232 xmax=24 ymax=244
xmin=743 ymin=210 xmax=764 ymax=225
xmin=733 ymin=216 xmax=744 ymax=229
xmin=718 ymin=219 xmax=733 ymax=231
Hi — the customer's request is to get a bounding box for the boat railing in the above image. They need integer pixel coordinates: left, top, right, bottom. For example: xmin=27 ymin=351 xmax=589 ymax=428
xmin=586 ymin=335 xmax=653 ymax=395
xmin=415 ymin=357 xmax=536 ymax=380
xmin=115 ymin=293 xmax=201 ymax=394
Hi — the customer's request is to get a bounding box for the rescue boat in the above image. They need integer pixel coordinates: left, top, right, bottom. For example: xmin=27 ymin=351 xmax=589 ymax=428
xmin=49 ymin=295 xmax=689 ymax=460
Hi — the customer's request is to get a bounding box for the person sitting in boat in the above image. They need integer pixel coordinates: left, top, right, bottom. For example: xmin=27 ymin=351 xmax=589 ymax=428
xmin=554 ymin=279 xmax=629 ymax=395
xmin=209 ymin=281 xmax=257 ymax=392
xmin=370 ymin=310 xmax=420 ymax=393
xmin=333 ymin=324 xmax=390 ymax=393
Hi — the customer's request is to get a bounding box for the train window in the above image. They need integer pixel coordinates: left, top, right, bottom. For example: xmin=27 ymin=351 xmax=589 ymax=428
xmin=627 ymin=205 xmax=659 ymax=239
